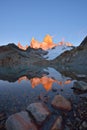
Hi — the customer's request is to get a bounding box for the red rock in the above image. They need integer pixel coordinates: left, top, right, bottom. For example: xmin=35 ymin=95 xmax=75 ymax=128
xmin=51 ymin=116 xmax=63 ymax=130
xmin=51 ymin=95 xmax=72 ymax=111
xmin=26 ymin=102 xmax=50 ymax=124
xmin=6 ymin=111 xmax=37 ymax=130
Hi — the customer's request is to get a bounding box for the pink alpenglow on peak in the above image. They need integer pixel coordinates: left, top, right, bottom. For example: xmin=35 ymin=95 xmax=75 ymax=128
xmin=17 ymin=34 xmax=73 ymax=50
xmin=18 ymin=42 xmax=28 ymax=50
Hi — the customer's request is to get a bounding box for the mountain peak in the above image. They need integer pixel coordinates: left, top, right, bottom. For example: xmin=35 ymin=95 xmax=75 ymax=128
xmin=58 ymin=41 xmax=73 ymax=46
xmin=43 ymin=34 xmax=53 ymax=45
xmin=30 ymin=38 xmax=40 ymax=49
xmin=18 ymin=42 xmax=28 ymax=50
xmin=30 ymin=34 xmax=56 ymax=50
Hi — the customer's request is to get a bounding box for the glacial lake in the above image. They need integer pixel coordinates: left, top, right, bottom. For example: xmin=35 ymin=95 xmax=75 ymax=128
xmin=0 ymin=67 xmax=83 ymax=114
xmin=0 ymin=67 xmax=87 ymax=130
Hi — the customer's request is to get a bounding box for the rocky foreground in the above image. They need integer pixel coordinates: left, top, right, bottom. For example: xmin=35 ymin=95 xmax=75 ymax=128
xmin=0 ymin=70 xmax=87 ymax=130
xmin=0 ymin=91 xmax=87 ymax=130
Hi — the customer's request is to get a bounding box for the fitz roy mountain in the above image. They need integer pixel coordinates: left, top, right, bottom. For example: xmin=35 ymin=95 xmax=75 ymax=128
xmin=0 ymin=35 xmax=87 ymax=78
xmin=0 ymin=34 xmax=73 ymax=67
xmin=17 ymin=34 xmax=73 ymax=60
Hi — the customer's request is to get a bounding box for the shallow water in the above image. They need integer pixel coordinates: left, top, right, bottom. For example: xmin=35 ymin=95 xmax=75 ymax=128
xmin=0 ymin=67 xmax=87 ymax=130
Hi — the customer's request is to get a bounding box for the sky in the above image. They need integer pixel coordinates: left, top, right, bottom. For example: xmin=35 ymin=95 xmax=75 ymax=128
xmin=0 ymin=0 xmax=87 ymax=46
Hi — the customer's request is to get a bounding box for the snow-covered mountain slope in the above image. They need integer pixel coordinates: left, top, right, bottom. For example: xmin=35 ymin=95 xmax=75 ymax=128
xmin=43 ymin=45 xmax=73 ymax=60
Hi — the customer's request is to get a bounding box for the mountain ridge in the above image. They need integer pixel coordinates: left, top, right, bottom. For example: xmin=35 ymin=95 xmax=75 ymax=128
xmin=52 ymin=36 xmax=87 ymax=74
xmin=0 ymin=36 xmax=87 ymax=75
xmin=17 ymin=34 xmax=73 ymax=50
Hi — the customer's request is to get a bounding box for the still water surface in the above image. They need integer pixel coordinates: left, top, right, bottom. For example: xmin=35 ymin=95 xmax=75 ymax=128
xmin=0 ymin=67 xmax=82 ymax=116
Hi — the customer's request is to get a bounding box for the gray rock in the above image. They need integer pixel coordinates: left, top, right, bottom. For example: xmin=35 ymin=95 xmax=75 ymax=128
xmin=73 ymin=81 xmax=87 ymax=91
xmin=82 ymin=121 xmax=87 ymax=128
xmin=79 ymin=121 xmax=87 ymax=130
xmin=6 ymin=111 xmax=37 ymax=130
xmin=26 ymin=102 xmax=50 ymax=124
xmin=51 ymin=95 xmax=72 ymax=111
xmin=51 ymin=116 xmax=62 ymax=130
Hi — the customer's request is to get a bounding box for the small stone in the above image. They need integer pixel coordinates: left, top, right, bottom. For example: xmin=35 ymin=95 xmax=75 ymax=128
xmin=52 ymin=87 xmax=58 ymax=92
xmin=6 ymin=111 xmax=37 ymax=130
xmin=73 ymin=112 xmax=77 ymax=117
xmin=38 ymin=93 xmax=49 ymax=103
xmin=51 ymin=95 xmax=72 ymax=111
xmin=73 ymin=81 xmax=87 ymax=91
xmin=66 ymin=119 xmax=72 ymax=126
xmin=75 ymin=117 xmax=80 ymax=122
xmin=26 ymin=102 xmax=50 ymax=124
xmin=51 ymin=116 xmax=63 ymax=130
xmin=79 ymin=121 xmax=87 ymax=130
xmin=82 ymin=121 xmax=87 ymax=128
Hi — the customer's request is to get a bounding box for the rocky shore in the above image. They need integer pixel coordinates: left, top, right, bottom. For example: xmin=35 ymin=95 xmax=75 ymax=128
xmin=0 ymin=84 xmax=87 ymax=130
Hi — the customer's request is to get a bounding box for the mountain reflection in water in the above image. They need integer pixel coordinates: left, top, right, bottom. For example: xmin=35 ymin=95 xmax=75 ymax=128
xmin=0 ymin=67 xmax=82 ymax=118
xmin=18 ymin=76 xmax=71 ymax=91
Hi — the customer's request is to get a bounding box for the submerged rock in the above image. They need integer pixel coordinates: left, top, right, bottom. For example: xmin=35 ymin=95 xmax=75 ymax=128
xmin=51 ymin=95 xmax=72 ymax=111
xmin=38 ymin=93 xmax=49 ymax=103
xmin=51 ymin=116 xmax=63 ymax=130
xmin=73 ymin=81 xmax=87 ymax=91
xmin=26 ymin=102 xmax=50 ymax=124
xmin=6 ymin=111 xmax=37 ymax=130
xmin=52 ymin=86 xmax=58 ymax=92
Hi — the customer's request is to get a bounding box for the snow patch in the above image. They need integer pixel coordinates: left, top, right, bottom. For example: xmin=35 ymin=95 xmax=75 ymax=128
xmin=44 ymin=45 xmax=73 ymax=60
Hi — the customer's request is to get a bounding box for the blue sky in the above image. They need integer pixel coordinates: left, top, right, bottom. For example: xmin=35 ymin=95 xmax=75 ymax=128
xmin=0 ymin=0 xmax=87 ymax=46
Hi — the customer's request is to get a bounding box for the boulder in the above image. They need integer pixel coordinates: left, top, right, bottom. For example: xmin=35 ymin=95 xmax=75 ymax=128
xmin=51 ymin=95 xmax=71 ymax=111
xmin=73 ymin=81 xmax=87 ymax=91
xmin=26 ymin=102 xmax=50 ymax=124
xmin=6 ymin=111 xmax=37 ymax=130
xmin=51 ymin=116 xmax=63 ymax=130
